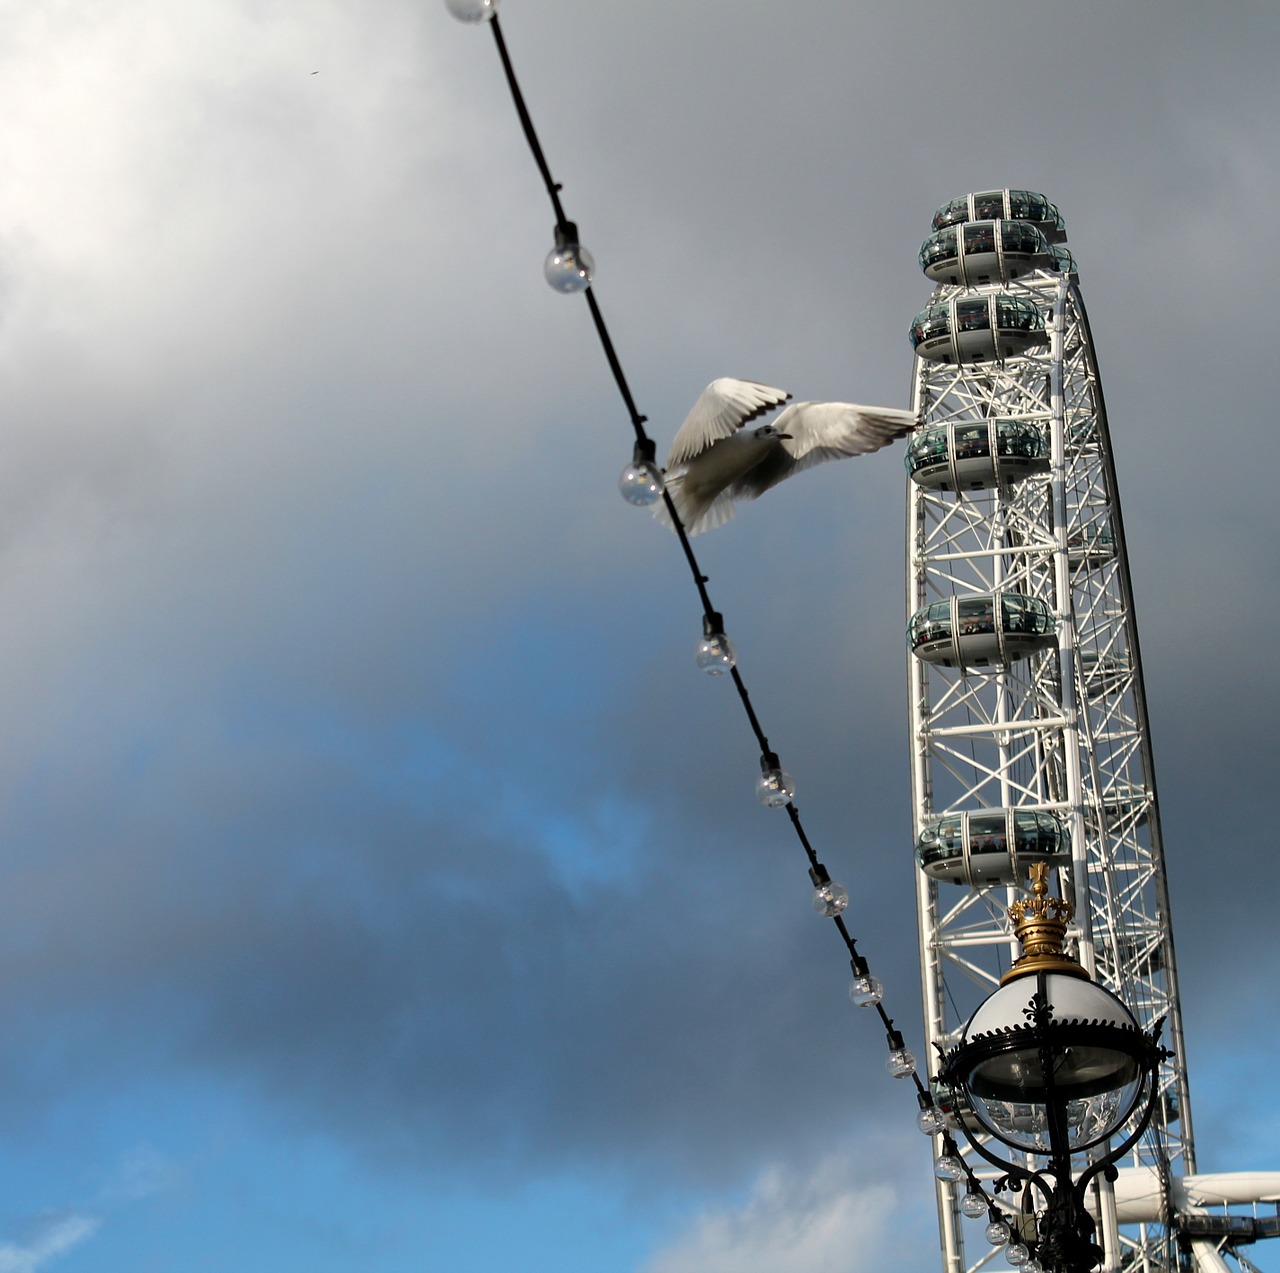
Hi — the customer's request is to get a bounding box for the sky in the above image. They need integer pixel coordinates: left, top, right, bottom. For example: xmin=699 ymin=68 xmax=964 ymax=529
xmin=0 ymin=1 xmax=1276 ymax=1270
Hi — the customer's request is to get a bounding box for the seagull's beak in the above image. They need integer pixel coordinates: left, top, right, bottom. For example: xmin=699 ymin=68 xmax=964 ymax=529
xmin=776 ymin=432 xmax=793 ymax=440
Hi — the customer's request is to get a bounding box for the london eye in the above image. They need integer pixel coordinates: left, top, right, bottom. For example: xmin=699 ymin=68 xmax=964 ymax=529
xmin=905 ymin=190 xmax=1278 ymax=1273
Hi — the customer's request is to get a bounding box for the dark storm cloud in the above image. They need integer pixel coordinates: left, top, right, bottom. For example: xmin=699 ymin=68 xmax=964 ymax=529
xmin=0 ymin=1 xmax=1275 ymax=1238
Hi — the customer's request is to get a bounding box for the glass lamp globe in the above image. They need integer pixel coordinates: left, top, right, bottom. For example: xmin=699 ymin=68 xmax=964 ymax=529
xmin=960 ymin=1191 xmax=988 ymax=1219
xmin=934 ymin=1154 xmax=963 ymax=1182
xmin=953 ymin=970 xmax=1147 ymax=1153
xmin=940 ymin=863 xmax=1160 ymax=1156
xmin=444 ymin=0 xmax=499 ymax=21
xmin=1006 ymin=1241 xmax=1030 ymax=1266
xmin=849 ymin=973 xmax=883 ymax=1008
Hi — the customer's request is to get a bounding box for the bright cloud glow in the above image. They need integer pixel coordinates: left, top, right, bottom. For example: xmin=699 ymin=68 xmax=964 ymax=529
xmin=642 ymin=1157 xmax=901 ymax=1273
xmin=0 ymin=1214 xmax=100 ymax=1273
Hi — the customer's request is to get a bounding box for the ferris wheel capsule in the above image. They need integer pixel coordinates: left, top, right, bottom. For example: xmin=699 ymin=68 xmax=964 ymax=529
xmin=905 ymin=418 xmax=1049 ymax=491
xmin=915 ymin=809 xmax=1071 ymax=886
xmin=919 ymin=219 xmax=1053 ymax=287
xmin=909 ymin=294 xmax=1048 ymax=364
xmin=931 ymin=188 xmax=1067 ymax=243
xmin=907 ymin=592 xmax=1056 ymax=669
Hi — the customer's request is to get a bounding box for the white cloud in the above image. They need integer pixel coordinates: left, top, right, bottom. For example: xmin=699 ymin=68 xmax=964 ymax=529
xmin=641 ymin=1156 xmax=901 ymax=1273
xmin=99 ymin=1143 xmax=182 ymax=1202
xmin=0 ymin=1214 xmax=100 ymax=1273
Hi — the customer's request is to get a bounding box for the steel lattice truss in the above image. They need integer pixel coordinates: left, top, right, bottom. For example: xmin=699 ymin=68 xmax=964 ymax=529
xmin=907 ymin=271 xmax=1195 ymax=1273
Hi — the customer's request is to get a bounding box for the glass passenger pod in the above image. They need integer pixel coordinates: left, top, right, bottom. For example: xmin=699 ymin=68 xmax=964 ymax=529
xmin=907 ymin=592 xmax=1056 ymax=668
xmin=931 ymin=189 xmax=1067 ymax=244
xmin=916 ymin=809 xmax=1070 ymax=886
xmin=1068 ymin=520 xmax=1116 ymax=567
xmin=905 ymin=418 xmax=1049 ymax=491
xmin=908 ymin=295 xmax=1048 ymax=364
xmin=918 ymin=219 xmax=1052 ymax=287
xmin=1050 ymin=243 xmax=1077 ymax=274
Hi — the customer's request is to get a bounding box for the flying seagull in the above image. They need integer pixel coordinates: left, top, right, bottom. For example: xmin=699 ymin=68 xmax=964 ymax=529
xmin=654 ymin=377 xmax=916 ymax=535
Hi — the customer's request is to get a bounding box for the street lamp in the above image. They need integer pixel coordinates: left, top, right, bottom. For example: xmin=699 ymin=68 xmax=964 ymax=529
xmin=937 ymin=863 xmax=1169 ymax=1273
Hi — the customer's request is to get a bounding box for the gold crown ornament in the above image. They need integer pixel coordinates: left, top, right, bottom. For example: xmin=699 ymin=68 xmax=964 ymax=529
xmin=1001 ymin=860 xmax=1087 ymax=984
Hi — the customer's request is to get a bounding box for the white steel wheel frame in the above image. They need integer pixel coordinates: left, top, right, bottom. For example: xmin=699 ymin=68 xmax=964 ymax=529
xmin=906 ymin=267 xmax=1195 ymax=1273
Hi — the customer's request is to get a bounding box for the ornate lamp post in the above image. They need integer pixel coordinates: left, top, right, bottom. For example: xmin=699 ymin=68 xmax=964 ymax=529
xmin=937 ymin=864 xmax=1170 ymax=1273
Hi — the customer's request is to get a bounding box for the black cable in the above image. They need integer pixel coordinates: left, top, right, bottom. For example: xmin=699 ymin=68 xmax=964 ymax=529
xmin=489 ymin=16 xmax=567 ymax=226
xmin=477 ymin=3 xmax=933 ymax=1130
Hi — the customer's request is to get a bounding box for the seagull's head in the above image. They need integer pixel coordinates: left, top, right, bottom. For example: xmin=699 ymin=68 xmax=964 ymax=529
xmin=752 ymin=422 xmax=792 ymax=442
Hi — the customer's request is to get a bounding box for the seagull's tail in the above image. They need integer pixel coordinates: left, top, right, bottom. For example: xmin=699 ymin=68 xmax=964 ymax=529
xmin=651 ymin=471 xmax=736 ymax=536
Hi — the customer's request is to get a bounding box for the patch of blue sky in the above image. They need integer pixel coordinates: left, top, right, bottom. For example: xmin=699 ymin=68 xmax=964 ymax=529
xmin=489 ymin=786 xmax=653 ymax=895
xmin=296 ymin=606 xmax=659 ymax=894
xmin=1185 ymin=1038 xmax=1280 ymax=1178
xmin=0 ymin=1067 xmax=692 ymax=1273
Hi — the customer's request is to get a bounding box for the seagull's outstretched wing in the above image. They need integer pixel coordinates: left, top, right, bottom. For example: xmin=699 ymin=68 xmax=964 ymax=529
xmin=665 ymin=378 xmax=791 ymax=468
xmin=727 ymin=401 xmax=916 ymax=500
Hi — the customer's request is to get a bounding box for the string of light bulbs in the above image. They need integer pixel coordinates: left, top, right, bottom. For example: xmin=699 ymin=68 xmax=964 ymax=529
xmin=447 ymin=0 xmax=1010 ymax=1227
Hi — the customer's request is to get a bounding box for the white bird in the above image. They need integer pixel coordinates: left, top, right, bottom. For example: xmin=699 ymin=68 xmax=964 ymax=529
xmin=654 ymin=377 xmax=916 ymax=535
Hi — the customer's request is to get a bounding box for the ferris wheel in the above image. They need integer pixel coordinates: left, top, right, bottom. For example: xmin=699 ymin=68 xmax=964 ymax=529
xmin=903 ymin=190 xmax=1279 ymax=1273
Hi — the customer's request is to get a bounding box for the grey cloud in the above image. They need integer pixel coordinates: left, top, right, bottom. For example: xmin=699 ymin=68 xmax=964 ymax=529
xmin=0 ymin=0 xmax=1273 ymax=1233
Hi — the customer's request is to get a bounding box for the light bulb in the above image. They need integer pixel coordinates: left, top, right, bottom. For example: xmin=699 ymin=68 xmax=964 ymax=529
xmin=445 ymin=0 xmax=499 ymax=20
xmin=985 ymin=1220 xmax=1010 ymax=1247
xmin=756 ymin=766 xmax=795 ymax=807
xmin=695 ymin=630 xmax=736 ymax=675
xmin=1022 ymin=1259 xmax=1044 ymax=1273
xmin=1006 ymin=1242 xmax=1030 ymax=1266
xmin=545 ymin=222 xmax=595 ymax=293
xmin=934 ymin=1154 xmax=963 ymax=1182
xmin=916 ymin=1105 xmax=943 ymax=1134
xmin=886 ymin=1046 xmax=917 ymax=1078
xmin=619 ymin=458 xmax=664 ymax=505
xmin=916 ymin=1104 xmax=945 ymax=1135
xmin=961 ymin=1192 xmax=987 ymax=1219
xmin=849 ymin=973 xmax=883 ymax=1007
xmin=813 ymin=880 xmax=848 ymax=917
